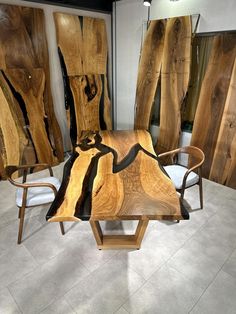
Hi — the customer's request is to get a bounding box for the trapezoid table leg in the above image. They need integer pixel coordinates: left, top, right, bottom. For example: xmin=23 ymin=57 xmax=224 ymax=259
xmin=89 ymin=219 xmax=149 ymax=250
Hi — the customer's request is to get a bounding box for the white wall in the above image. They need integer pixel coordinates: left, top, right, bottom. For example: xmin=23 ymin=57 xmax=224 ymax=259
xmin=114 ymin=0 xmax=236 ymax=130
xmin=0 ymin=0 xmax=112 ymax=151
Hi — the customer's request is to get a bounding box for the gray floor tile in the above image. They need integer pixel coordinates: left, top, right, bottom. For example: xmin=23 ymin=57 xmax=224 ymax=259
xmin=190 ymin=270 xmax=236 ymax=314
xmin=123 ymin=264 xmax=204 ymax=314
xmin=149 ymin=228 xmax=189 ymax=257
xmin=0 ymin=246 xmax=37 ymax=289
xmin=115 ymin=307 xmax=129 ymax=314
xmin=184 ymin=234 xmax=234 ymax=266
xmin=65 ymin=232 xmax=120 ymax=272
xmin=0 ymin=217 xmax=43 ymax=257
xmin=115 ymin=229 xmax=171 ymax=280
xmin=167 ymin=238 xmax=223 ymax=289
xmin=0 ymin=163 xmax=235 ymax=314
xmin=222 ymin=249 xmax=236 ymax=279
xmin=8 ymin=249 xmax=89 ymax=314
xmin=22 ymin=221 xmax=75 ymax=265
xmin=65 ymin=259 xmax=145 ymax=314
xmin=40 ymin=297 xmax=75 ymax=314
xmin=195 ymin=214 xmax=236 ymax=249
xmin=0 ymin=287 xmax=21 ymax=314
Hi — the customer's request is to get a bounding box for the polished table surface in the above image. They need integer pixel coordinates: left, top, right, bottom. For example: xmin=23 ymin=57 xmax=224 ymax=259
xmin=46 ymin=130 xmax=189 ymax=249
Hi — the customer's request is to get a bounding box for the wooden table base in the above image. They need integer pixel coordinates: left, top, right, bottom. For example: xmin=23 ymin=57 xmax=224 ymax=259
xmin=89 ymin=220 xmax=149 ymax=249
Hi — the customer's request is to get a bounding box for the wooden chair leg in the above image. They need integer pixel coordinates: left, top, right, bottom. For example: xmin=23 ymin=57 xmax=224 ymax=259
xmin=199 ymin=179 xmax=203 ymax=209
xmin=18 ymin=206 xmax=26 ymax=244
xmin=59 ymin=222 xmax=65 ymax=235
xmin=18 ymin=207 xmax=21 ymax=219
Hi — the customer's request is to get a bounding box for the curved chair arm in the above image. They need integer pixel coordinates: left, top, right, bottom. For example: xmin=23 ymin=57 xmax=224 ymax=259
xmin=158 ymin=148 xmax=181 ymax=158
xmin=20 ymin=182 xmax=58 ymax=197
xmin=5 ymin=163 xmax=54 ymax=186
xmin=158 ymin=148 xmax=181 ymax=164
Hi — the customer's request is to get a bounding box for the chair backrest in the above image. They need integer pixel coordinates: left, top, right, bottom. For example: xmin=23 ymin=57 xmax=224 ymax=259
xmin=177 ymin=146 xmax=205 ymax=169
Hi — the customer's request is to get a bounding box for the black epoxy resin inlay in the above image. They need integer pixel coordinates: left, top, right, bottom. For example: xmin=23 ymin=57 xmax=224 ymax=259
xmin=46 ymin=132 xmax=189 ymax=221
xmin=58 ymin=47 xmax=77 ymax=146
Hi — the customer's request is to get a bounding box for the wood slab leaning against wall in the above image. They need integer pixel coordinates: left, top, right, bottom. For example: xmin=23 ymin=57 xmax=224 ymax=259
xmin=134 ymin=19 xmax=166 ymax=130
xmin=0 ymin=4 xmax=64 ymax=179
xmin=54 ymin=13 xmax=112 ymax=146
xmin=134 ymin=15 xmax=192 ymax=156
xmin=190 ymin=34 xmax=236 ymax=184
xmin=209 ymin=57 xmax=236 ymax=188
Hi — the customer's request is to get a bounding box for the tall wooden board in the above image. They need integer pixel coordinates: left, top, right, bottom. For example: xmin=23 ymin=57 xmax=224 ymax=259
xmin=0 ymin=4 xmax=63 ymax=178
xmin=209 ymin=58 xmax=236 ymax=188
xmin=191 ymin=34 xmax=236 ymax=178
xmin=156 ymin=16 xmax=192 ymax=154
xmin=134 ymin=20 xmax=166 ymax=130
xmin=54 ymin=12 xmax=112 ymax=145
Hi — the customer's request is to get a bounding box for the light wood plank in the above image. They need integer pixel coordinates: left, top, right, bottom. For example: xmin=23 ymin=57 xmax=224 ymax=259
xmin=5 ymin=69 xmax=57 ymax=165
xmin=54 ymin=12 xmax=83 ymax=76
xmin=156 ymin=16 xmax=192 ymax=154
xmin=134 ymin=19 xmax=166 ymax=129
xmin=83 ymin=17 xmax=108 ymax=74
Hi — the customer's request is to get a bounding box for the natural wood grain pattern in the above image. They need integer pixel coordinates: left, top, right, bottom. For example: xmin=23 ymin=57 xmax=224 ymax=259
xmin=54 ymin=13 xmax=107 ymax=75
xmin=0 ymin=5 xmax=37 ymax=70
xmin=54 ymin=12 xmax=112 ymax=145
xmin=191 ymin=34 xmax=236 ymax=178
xmin=83 ymin=17 xmax=108 ymax=75
xmin=25 ymin=8 xmax=64 ymax=161
xmin=69 ymin=74 xmax=105 ymax=136
xmin=134 ymin=19 xmax=166 ymax=129
xmin=47 ymin=130 xmax=188 ymax=222
xmin=54 ymin=12 xmax=83 ymax=76
xmin=0 ymin=72 xmax=29 ymax=174
xmin=5 ymin=69 xmax=57 ymax=165
xmin=0 ymin=4 xmax=63 ymax=178
xmin=209 ymin=58 xmax=236 ymax=188
xmin=156 ymin=16 xmax=192 ymax=154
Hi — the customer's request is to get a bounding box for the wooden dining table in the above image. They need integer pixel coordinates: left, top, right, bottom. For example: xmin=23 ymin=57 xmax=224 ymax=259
xmin=46 ymin=130 xmax=189 ymax=249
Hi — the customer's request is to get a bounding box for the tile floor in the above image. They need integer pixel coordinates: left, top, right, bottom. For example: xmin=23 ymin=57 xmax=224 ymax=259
xmin=0 ymin=162 xmax=236 ymax=314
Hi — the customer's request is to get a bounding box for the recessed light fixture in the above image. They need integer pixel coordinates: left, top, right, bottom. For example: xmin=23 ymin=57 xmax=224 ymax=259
xmin=143 ymin=0 xmax=152 ymax=7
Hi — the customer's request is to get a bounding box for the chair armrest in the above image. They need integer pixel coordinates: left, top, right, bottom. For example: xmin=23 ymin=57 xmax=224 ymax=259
xmin=5 ymin=163 xmax=54 ymax=185
xmin=158 ymin=148 xmax=181 ymax=164
xmin=19 ymin=182 xmax=58 ymax=196
xmin=158 ymin=148 xmax=180 ymax=158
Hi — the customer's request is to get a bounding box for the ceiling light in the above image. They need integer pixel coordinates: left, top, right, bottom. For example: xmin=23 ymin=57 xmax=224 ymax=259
xmin=143 ymin=0 xmax=152 ymax=6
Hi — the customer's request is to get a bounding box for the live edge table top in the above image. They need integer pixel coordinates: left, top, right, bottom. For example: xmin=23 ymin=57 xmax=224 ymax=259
xmin=46 ymin=130 xmax=189 ymax=223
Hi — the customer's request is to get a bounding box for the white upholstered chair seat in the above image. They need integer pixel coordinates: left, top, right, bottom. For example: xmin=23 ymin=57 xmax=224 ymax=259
xmin=164 ymin=165 xmax=199 ymax=190
xmin=16 ymin=176 xmax=61 ymax=207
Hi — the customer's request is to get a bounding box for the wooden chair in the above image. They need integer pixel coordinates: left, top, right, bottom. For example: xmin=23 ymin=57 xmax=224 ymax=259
xmin=5 ymin=163 xmax=65 ymax=244
xmin=158 ymin=146 xmax=205 ymax=209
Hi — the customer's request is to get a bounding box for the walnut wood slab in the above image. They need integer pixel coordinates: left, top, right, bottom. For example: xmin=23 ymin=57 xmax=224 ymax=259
xmin=191 ymin=34 xmax=236 ymax=178
xmin=47 ymin=130 xmax=188 ymax=249
xmin=0 ymin=72 xmax=29 ymax=176
xmin=54 ymin=12 xmax=112 ymax=145
xmin=134 ymin=19 xmax=166 ymax=129
xmin=5 ymin=69 xmax=57 ymax=165
xmin=0 ymin=4 xmax=63 ymax=178
xmin=209 ymin=57 xmax=236 ymax=188
xmin=156 ymin=16 xmax=192 ymax=154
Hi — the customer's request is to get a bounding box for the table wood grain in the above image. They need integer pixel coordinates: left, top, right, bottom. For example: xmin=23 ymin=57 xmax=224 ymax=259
xmin=46 ymin=130 xmax=189 ymax=248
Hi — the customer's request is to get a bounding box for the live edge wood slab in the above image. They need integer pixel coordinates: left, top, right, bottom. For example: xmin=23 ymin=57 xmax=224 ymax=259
xmin=46 ymin=130 xmax=189 ymax=249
